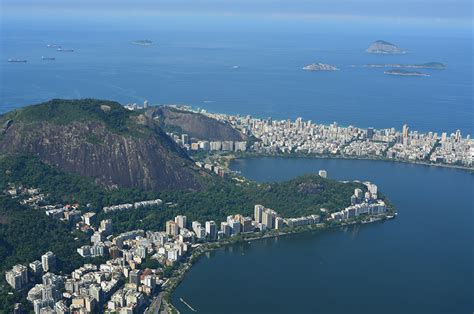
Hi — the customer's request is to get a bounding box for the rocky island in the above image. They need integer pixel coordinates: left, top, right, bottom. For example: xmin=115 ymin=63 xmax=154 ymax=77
xmin=384 ymin=69 xmax=430 ymax=77
xmin=132 ymin=39 xmax=153 ymax=46
xmin=366 ymin=40 xmax=405 ymax=54
xmin=366 ymin=62 xmax=446 ymax=69
xmin=302 ymin=63 xmax=339 ymax=71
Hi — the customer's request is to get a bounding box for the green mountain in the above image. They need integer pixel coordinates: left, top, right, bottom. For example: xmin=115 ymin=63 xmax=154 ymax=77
xmin=0 ymin=99 xmax=203 ymax=192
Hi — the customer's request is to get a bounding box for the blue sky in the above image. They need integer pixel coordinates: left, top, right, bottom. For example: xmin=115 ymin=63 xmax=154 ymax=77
xmin=2 ymin=0 xmax=472 ymax=21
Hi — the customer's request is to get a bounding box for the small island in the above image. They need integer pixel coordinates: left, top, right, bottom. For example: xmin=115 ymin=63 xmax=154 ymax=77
xmin=302 ymin=63 xmax=339 ymax=71
xmin=384 ymin=69 xmax=430 ymax=77
xmin=366 ymin=62 xmax=446 ymax=69
xmin=132 ymin=39 xmax=153 ymax=46
xmin=366 ymin=40 xmax=405 ymax=54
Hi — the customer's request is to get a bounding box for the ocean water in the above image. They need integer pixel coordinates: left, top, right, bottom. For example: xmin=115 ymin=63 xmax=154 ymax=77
xmin=0 ymin=16 xmax=472 ymax=134
xmin=172 ymin=158 xmax=473 ymax=314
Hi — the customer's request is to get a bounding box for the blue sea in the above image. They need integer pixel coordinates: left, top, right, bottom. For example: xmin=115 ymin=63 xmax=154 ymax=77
xmin=0 ymin=16 xmax=472 ymax=134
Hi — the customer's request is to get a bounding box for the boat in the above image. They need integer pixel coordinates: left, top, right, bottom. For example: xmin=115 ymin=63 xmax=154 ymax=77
xmin=46 ymin=44 xmax=61 ymax=48
xmin=7 ymin=59 xmax=27 ymax=63
xmin=41 ymin=56 xmax=56 ymax=61
xmin=56 ymin=48 xmax=74 ymax=52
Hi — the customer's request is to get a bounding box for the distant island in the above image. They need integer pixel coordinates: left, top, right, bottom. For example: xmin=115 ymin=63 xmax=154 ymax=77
xmin=56 ymin=48 xmax=74 ymax=52
xmin=7 ymin=59 xmax=27 ymax=63
xmin=366 ymin=40 xmax=405 ymax=54
xmin=132 ymin=39 xmax=153 ymax=46
xmin=302 ymin=63 xmax=339 ymax=71
xmin=384 ymin=69 xmax=430 ymax=77
xmin=366 ymin=62 xmax=446 ymax=69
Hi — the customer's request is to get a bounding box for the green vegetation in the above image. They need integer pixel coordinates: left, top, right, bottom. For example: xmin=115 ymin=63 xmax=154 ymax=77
xmin=0 ymin=196 xmax=89 ymax=312
xmin=140 ymin=257 xmax=162 ymax=270
xmin=1 ymin=98 xmax=139 ymax=134
xmin=161 ymin=174 xmax=362 ymax=224
xmin=418 ymin=62 xmax=446 ymax=69
xmin=0 ymin=154 xmax=157 ymax=209
xmin=92 ymin=170 xmax=366 ymax=234
xmin=0 ymin=154 xmax=368 ymax=234
xmin=0 ymin=196 xmax=87 ymax=273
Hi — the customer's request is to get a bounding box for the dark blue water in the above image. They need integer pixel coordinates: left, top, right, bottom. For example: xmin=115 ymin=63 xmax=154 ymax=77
xmin=1 ymin=17 xmax=472 ymax=134
xmin=172 ymin=158 xmax=473 ymax=314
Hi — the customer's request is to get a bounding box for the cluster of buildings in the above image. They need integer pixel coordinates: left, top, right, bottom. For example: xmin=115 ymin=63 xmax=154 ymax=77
xmin=174 ymin=105 xmax=473 ymax=168
xmin=6 ymin=226 xmax=165 ymax=313
xmin=343 ymin=140 xmax=388 ymax=157
xmin=194 ymin=161 xmax=227 ymax=178
xmin=124 ymin=100 xmax=149 ymax=111
xmin=331 ymin=183 xmax=388 ymax=221
xmin=76 ymin=219 xmax=113 ymax=258
xmin=6 ymin=252 xmax=63 ymax=313
xmin=102 ymin=199 xmax=163 ymax=214
xmin=122 ymin=104 xmax=473 ymax=167
xmin=429 ymin=130 xmax=472 ymax=165
xmin=4 ymin=185 xmax=93 ymax=231
xmin=167 ymin=132 xmax=248 ymax=153
xmin=5 ymin=182 xmax=118 ymax=238
xmin=385 ymin=125 xmax=438 ymax=161
xmin=24 ymin=253 xmax=159 ymax=313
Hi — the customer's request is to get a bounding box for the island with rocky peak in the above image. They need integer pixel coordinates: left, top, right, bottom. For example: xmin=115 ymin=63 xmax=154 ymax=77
xmin=302 ymin=63 xmax=339 ymax=71
xmin=366 ymin=40 xmax=405 ymax=54
xmin=384 ymin=69 xmax=430 ymax=77
xmin=365 ymin=62 xmax=446 ymax=69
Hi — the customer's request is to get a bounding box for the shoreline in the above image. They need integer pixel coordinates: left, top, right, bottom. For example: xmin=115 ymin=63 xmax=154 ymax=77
xmin=160 ymin=215 xmax=396 ymax=313
xmin=203 ymin=151 xmax=473 ymax=173
xmin=148 ymin=153 xmax=464 ymax=312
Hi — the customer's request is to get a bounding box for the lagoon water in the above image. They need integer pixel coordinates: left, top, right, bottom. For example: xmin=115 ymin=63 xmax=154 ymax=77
xmin=172 ymin=158 xmax=473 ymax=314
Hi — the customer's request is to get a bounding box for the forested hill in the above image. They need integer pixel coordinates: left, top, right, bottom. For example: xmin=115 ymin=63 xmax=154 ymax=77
xmin=0 ymin=154 xmax=372 ymax=234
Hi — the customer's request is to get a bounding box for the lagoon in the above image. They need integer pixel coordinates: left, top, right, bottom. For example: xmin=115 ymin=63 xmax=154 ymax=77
xmin=172 ymin=157 xmax=473 ymax=314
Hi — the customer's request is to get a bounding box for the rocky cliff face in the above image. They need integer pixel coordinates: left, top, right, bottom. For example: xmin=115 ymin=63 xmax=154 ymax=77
xmin=152 ymin=106 xmax=246 ymax=141
xmin=0 ymin=100 xmax=202 ymax=192
xmin=366 ymin=40 xmax=404 ymax=54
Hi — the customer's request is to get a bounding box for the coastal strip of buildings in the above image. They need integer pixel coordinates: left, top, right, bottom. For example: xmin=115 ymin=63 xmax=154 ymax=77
xmin=162 ymin=104 xmax=472 ymax=168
